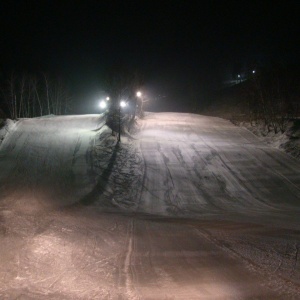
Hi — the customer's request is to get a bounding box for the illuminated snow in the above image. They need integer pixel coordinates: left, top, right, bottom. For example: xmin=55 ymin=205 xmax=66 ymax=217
xmin=0 ymin=112 xmax=299 ymax=299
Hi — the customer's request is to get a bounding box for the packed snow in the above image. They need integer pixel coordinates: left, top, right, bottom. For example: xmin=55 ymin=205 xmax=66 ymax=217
xmin=236 ymin=119 xmax=300 ymax=161
xmin=0 ymin=112 xmax=300 ymax=299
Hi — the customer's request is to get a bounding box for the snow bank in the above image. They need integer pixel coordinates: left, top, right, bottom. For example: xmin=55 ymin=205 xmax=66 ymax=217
xmin=0 ymin=119 xmax=15 ymax=147
xmin=235 ymin=119 xmax=300 ymax=160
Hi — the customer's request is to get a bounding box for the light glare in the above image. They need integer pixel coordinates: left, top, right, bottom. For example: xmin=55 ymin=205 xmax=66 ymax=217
xmin=120 ymin=101 xmax=127 ymax=108
xmin=100 ymin=100 xmax=107 ymax=109
xmin=136 ymin=91 xmax=142 ymax=97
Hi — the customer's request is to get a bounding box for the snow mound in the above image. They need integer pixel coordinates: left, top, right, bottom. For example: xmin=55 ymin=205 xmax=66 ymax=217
xmin=0 ymin=119 xmax=16 ymax=147
xmin=236 ymin=119 xmax=300 ymax=160
xmin=282 ymin=119 xmax=300 ymax=159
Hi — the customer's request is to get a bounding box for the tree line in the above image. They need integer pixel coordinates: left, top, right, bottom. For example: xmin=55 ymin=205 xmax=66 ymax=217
xmin=0 ymin=72 xmax=72 ymax=119
xmin=243 ymin=64 xmax=300 ymax=133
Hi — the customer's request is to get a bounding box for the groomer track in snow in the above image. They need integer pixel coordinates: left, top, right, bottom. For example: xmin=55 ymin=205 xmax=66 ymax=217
xmin=137 ymin=113 xmax=300 ymax=216
xmin=0 ymin=113 xmax=300 ymax=299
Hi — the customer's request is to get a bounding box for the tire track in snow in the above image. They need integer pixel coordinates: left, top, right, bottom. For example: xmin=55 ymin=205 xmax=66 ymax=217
xmin=206 ymin=124 xmax=300 ymax=208
xmin=249 ymin=147 xmax=300 ymax=194
xmin=136 ymin=141 xmax=147 ymax=212
xmin=72 ymin=135 xmax=82 ymax=166
xmin=195 ymin=227 xmax=300 ymax=297
xmin=289 ymin=242 xmax=300 ymax=278
xmin=172 ymin=145 xmax=223 ymax=211
xmin=191 ymin=132 xmax=281 ymax=211
xmin=117 ymin=218 xmax=139 ymax=300
xmin=156 ymin=143 xmax=185 ymax=215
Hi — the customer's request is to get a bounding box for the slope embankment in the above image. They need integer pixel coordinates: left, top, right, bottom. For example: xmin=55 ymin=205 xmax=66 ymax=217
xmin=0 ymin=115 xmax=112 ymax=211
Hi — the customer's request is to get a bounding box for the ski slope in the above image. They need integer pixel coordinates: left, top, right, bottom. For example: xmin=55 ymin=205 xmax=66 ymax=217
xmin=136 ymin=113 xmax=300 ymax=220
xmin=0 ymin=115 xmax=110 ymax=212
xmin=0 ymin=112 xmax=300 ymax=299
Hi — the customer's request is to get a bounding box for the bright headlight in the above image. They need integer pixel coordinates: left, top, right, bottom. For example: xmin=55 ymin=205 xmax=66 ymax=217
xmin=100 ymin=100 xmax=107 ymax=109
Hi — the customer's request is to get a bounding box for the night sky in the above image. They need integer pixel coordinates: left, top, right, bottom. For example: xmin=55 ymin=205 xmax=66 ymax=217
xmin=1 ymin=1 xmax=299 ymax=113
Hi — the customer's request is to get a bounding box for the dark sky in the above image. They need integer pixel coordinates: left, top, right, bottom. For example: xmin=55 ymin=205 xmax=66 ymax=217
xmin=1 ymin=0 xmax=299 ymax=112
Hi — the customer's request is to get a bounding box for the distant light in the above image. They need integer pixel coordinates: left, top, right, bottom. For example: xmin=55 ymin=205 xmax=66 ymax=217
xmin=120 ymin=100 xmax=127 ymax=108
xmin=252 ymin=70 xmax=256 ymax=74
xmin=99 ymin=100 xmax=107 ymax=109
xmin=238 ymin=74 xmax=241 ymax=78
xmin=136 ymin=91 xmax=142 ymax=97
xmin=106 ymin=97 xmax=110 ymax=101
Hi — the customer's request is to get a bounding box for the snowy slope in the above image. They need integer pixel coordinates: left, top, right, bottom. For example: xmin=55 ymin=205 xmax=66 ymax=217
xmin=0 ymin=112 xmax=300 ymax=299
xmin=135 ymin=113 xmax=300 ymax=217
xmin=2 ymin=113 xmax=299 ymax=215
xmin=237 ymin=119 xmax=300 ymax=161
xmin=0 ymin=114 xmax=111 ymax=212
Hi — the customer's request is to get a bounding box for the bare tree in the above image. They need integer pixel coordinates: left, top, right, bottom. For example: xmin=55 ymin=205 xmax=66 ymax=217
xmin=1 ymin=72 xmax=72 ymax=119
xmin=244 ymin=63 xmax=299 ymax=133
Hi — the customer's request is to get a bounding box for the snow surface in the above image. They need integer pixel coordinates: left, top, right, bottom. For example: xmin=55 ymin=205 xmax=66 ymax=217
xmin=0 ymin=112 xmax=300 ymax=299
xmin=0 ymin=119 xmax=15 ymax=145
xmin=237 ymin=119 xmax=300 ymax=161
